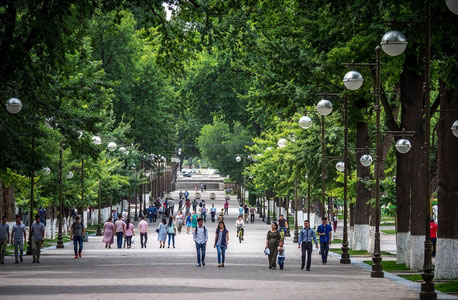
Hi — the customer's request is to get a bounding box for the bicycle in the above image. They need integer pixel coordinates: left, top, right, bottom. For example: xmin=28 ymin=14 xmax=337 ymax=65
xmin=237 ymin=226 xmax=244 ymax=243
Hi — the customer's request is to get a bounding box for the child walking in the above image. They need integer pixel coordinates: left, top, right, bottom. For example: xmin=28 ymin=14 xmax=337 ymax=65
xmin=277 ymin=240 xmax=286 ymax=270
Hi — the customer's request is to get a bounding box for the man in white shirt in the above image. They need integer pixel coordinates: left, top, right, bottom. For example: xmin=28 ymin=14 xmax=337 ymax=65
xmin=192 ymin=218 xmax=208 ymax=267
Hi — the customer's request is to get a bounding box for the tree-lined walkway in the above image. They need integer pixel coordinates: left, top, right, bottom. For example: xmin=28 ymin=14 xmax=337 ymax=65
xmin=0 ymin=192 xmax=433 ymax=300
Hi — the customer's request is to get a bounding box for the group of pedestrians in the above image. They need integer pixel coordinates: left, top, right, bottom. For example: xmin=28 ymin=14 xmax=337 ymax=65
xmin=264 ymin=216 xmax=333 ymax=271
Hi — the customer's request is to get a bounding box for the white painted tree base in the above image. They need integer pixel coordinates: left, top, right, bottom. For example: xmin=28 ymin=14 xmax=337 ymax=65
xmin=406 ymin=232 xmax=411 ymax=268
xmin=408 ymin=234 xmax=424 ymax=270
xmin=396 ymin=232 xmax=409 ymax=264
xmin=354 ymin=224 xmax=369 ymax=250
xmin=368 ymin=226 xmax=375 ymax=254
xmin=45 ymin=219 xmax=52 ymax=238
xmin=51 ymin=219 xmax=57 ymax=240
xmin=435 ymin=238 xmax=458 ymax=279
xmin=349 ymin=226 xmax=354 ymax=249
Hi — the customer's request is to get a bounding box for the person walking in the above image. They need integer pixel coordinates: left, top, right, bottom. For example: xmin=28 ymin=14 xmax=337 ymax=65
xmin=333 ymin=215 xmax=338 ymax=233
xmin=176 ymin=211 xmax=184 ymax=234
xmin=203 ymin=184 xmax=207 ymax=193
xmin=0 ymin=216 xmax=10 ymax=264
xmin=138 ymin=216 xmax=148 ymax=248
xmin=192 ymin=199 xmax=198 ymax=213
xmin=201 ymin=204 xmax=207 ymax=222
xmin=169 ymin=198 xmax=175 ymax=215
xmin=70 ymin=216 xmax=85 ymax=259
xmin=114 ymin=217 xmax=126 ymax=249
xmin=11 ymin=215 xmax=26 ymax=264
xmin=147 ymin=205 xmax=154 ymax=223
xmin=157 ymin=218 xmax=167 ymax=248
xmin=277 ymin=240 xmax=286 ymax=270
xmin=298 ymin=220 xmax=318 ymax=271
xmin=317 ymin=217 xmax=332 ymax=264
xmin=430 ymin=218 xmax=438 ymax=257
xmin=200 ymin=183 xmax=204 ymax=193
xmin=193 ymin=218 xmax=208 ymax=267
xmin=214 ymin=221 xmax=229 ymax=267
xmin=224 ymin=201 xmax=229 ymax=215
xmin=265 ymin=222 xmax=281 ymax=269
xmin=38 ymin=208 xmax=46 ymax=225
xmin=112 ymin=210 xmax=118 ymax=222
xmin=244 ymin=205 xmax=249 ymax=223
xmin=185 ymin=212 xmax=192 ymax=234
xmin=124 ymin=218 xmax=134 ymax=249
xmin=167 ymin=217 xmax=176 ymax=248
xmin=31 ymin=215 xmax=45 ymax=263
xmin=185 ymin=199 xmax=191 ymax=216
xmin=218 ymin=209 xmax=225 ymax=223
xmin=250 ymin=206 xmax=256 ymax=223
xmin=102 ymin=217 xmax=115 ymax=249
xmin=191 ymin=211 xmax=198 ymax=230
xmin=178 ymin=198 xmax=183 ymax=212
xmin=121 ymin=208 xmax=128 ymax=221
xmin=210 ymin=204 xmax=217 ymax=223
xmin=185 ymin=190 xmax=189 ymax=200
xmin=238 ymin=205 xmax=244 ymax=218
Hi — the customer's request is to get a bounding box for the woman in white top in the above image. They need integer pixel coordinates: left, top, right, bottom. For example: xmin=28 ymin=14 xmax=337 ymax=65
xmin=176 ymin=211 xmax=184 ymax=233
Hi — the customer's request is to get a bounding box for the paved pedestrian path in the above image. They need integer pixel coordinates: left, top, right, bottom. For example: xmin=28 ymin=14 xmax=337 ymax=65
xmin=0 ymin=191 xmax=447 ymax=299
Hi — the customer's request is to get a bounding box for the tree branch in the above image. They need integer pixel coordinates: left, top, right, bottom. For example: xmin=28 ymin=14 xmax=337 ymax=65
xmin=370 ymin=67 xmax=399 ymax=131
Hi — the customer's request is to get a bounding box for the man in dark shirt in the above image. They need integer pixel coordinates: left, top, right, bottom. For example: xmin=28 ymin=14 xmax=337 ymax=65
xmin=316 ymin=217 xmax=332 ymax=264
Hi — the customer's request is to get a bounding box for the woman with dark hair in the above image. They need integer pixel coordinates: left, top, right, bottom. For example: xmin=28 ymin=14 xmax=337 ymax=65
xmin=167 ymin=216 xmax=176 ymax=248
xmin=157 ymin=218 xmax=167 ymax=248
xmin=214 ymin=221 xmax=229 ymax=267
xmin=125 ymin=218 xmax=135 ymax=249
xmin=102 ymin=217 xmax=115 ymax=249
xmin=265 ymin=222 xmax=281 ymax=269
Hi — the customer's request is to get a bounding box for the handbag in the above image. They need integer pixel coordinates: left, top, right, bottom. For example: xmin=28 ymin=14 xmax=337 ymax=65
xmin=131 ymin=236 xmax=135 ymax=244
xmin=264 ymin=248 xmax=270 ymax=255
xmin=155 ymin=228 xmax=160 ymax=233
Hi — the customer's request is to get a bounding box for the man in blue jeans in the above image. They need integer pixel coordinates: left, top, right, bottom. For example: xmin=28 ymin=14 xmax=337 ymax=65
xmin=193 ymin=218 xmax=208 ymax=267
xmin=70 ymin=216 xmax=85 ymax=259
xmin=316 ymin=217 xmax=332 ymax=264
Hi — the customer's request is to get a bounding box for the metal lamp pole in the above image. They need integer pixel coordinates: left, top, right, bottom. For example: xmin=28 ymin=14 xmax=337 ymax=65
xmin=57 ymin=142 xmax=64 ymax=248
xmin=420 ymin=2 xmax=435 ymax=299
xmin=96 ymin=180 xmax=102 ymax=236
xmin=340 ymin=96 xmax=351 ymax=264
xmin=293 ymin=180 xmax=299 ymax=243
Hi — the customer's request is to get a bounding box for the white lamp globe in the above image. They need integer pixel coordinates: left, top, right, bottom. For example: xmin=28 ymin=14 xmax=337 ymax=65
xmin=107 ymin=142 xmax=117 ymax=152
xmin=277 ymin=138 xmax=287 ymax=148
xmin=236 ymin=156 xmax=242 ymax=163
xmin=5 ymin=98 xmax=22 ymax=114
xmin=92 ymin=136 xmax=102 ymax=145
xmin=343 ymin=71 xmax=364 ymax=90
xmin=316 ymin=99 xmax=333 ymax=116
xmin=360 ymin=154 xmax=373 ymax=167
xmin=43 ymin=167 xmax=51 ymax=175
xmin=45 ymin=117 xmax=54 ymax=129
xmin=119 ymin=146 xmax=126 ymax=153
xmin=266 ymin=147 xmax=272 ymax=151
xmin=451 ymin=120 xmax=458 ymax=138
xmin=446 ymin=0 xmax=458 ymax=14
xmin=380 ymin=30 xmax=408 ymax=56
xmin=66 ymin=171 xmax=74 ymax=179
xmin=336 ymin=161 xmax=345 ymax=172
xmin=395 ymin=139 xmax=412 ymax=154
xmin=299 ymin=115 xmax=313 ymax=129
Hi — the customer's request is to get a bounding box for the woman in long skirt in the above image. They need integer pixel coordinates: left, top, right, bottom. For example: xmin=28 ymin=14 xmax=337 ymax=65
xmin=157 ymin=218 xmax=167 ymax=248
xmin=265 ymin=222 xmax=281 ymax=269
xmin=102 ymin=217 xmax=115 ymax=248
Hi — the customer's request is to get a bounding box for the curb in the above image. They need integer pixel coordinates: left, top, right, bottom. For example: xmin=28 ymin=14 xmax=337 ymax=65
xmin=328 ymin=251 xmax=457 ymax=300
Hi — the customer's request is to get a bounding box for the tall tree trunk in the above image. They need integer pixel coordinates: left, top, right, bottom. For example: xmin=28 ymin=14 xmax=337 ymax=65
xmin=400 ymin=53 xmax=426 ymax=270
xmin=435 ymin=86 xmax=458 ymax=279
xmin=395 ymin=149 xmax=411 ymax=264
xmin=0 ymin=180 xmax=16 ymax=219
xmin=353 ymin=121 xmax=371 ymax=250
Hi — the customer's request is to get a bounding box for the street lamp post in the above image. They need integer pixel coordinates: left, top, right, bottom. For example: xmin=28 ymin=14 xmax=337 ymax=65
xmin=57 ymin=143 xmax=65 ymax=248
xmin=96 ymin=180 xmax=102 ymax=236
xmin=340 ymin=95 xmax=351 ymax=264
xmin=293 ymin=180 xmax=299 ymax=243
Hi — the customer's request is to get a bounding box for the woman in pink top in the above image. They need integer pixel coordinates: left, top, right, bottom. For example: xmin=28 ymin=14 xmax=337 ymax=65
xmin=124 ymin=218 xmax=135 ymax=249
xmin=102 ymin=218 xmax=115 ymax=248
